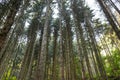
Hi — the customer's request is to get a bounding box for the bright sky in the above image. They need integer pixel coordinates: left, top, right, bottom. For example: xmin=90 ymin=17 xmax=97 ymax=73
xmin=0 ymin=0 xmax=106 ymax=20
xmin=52 ymin=0 xmax=106 ymax=20
xmin=85 ymin=0 xmax=105 ymax=20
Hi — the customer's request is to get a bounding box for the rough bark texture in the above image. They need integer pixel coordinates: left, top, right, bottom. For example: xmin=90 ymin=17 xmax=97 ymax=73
xmin=37 ymin=1 xmax=52 ymax=80
xmin=0 ymin=0 xmax=22 ymax=52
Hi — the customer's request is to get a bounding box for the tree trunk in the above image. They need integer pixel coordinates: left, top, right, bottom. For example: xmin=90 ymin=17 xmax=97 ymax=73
xmin=52 ymin=26 xmax=59 ymax=80
xmin=0 ymin=0 xmax=22 ymax=52
xmin=18 ymin=18 xmax=38 ymax=80
xmin=37 ymin=1 xmax=52 ymax=80
xmin=97 ymin=0 xmax=120 ymax=39
xmin=85 ymin=10 xmax=108 ymax=79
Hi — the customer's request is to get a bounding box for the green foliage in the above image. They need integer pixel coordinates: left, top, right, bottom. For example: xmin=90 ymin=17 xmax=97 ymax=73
xmin=2 ymin=69 xmax=17 ymax=80
xmin=103 ymin=49 xmax=120 ymax=77
xmin=112 ymin=49 xmax=120 ymax=75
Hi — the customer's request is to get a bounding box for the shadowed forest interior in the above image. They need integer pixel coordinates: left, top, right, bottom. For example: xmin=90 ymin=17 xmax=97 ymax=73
xmin=0 ymin=0 xmax=120 ymax=80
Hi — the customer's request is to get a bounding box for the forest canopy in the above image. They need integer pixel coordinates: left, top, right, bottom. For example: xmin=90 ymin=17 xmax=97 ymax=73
xmin=0 ymin=0 xmax=120 ymax=80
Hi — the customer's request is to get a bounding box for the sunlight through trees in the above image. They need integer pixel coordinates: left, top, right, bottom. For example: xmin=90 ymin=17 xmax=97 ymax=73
xmin=0 ymin=0 xmax=120 ymax=80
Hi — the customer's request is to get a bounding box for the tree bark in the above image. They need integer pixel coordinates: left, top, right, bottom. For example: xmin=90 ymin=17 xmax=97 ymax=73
xmin=96 ymin=0 xmax=120 ymax=39
xmin=0 ymin=0 xmax=22 ymax=52
xmin=37 ymin=1 xmax=52 ymax=80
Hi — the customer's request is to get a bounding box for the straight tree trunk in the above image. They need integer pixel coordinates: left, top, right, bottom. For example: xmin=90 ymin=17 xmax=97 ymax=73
xmin=25 ymin=42 xmax=36 ymax=80
xmin=35 ymin=27 xmax=44 ymax=80
xmin=75 ymin=27 xmax=86 ymax=80
xmin=0 ymin=35 xmax=18 ymax=79
xmin=85 ymin=10 xmax=108 ymax=79
xmin=52 ymin=26 xmax=59 ymax=80
xmin=0 ymin=0 xmax=22 ymax=52
xmin=37 ymin=1 xmax=52 ymax=80
xmin=18 ymin=17 xmax=38 ymax=80
xmin=71 ymin=1 xmax=94 ymax=79
xmin=96 ymin=0 xmax=120 ymax=39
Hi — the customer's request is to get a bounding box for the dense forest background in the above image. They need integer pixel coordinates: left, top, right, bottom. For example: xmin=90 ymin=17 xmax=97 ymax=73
xmin=0 ymin=0 xmax=120 ymax=80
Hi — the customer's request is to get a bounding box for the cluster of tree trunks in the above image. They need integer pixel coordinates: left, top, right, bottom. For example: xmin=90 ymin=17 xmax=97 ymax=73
xmin=0 ymin=0 xmax=120 ymax=80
